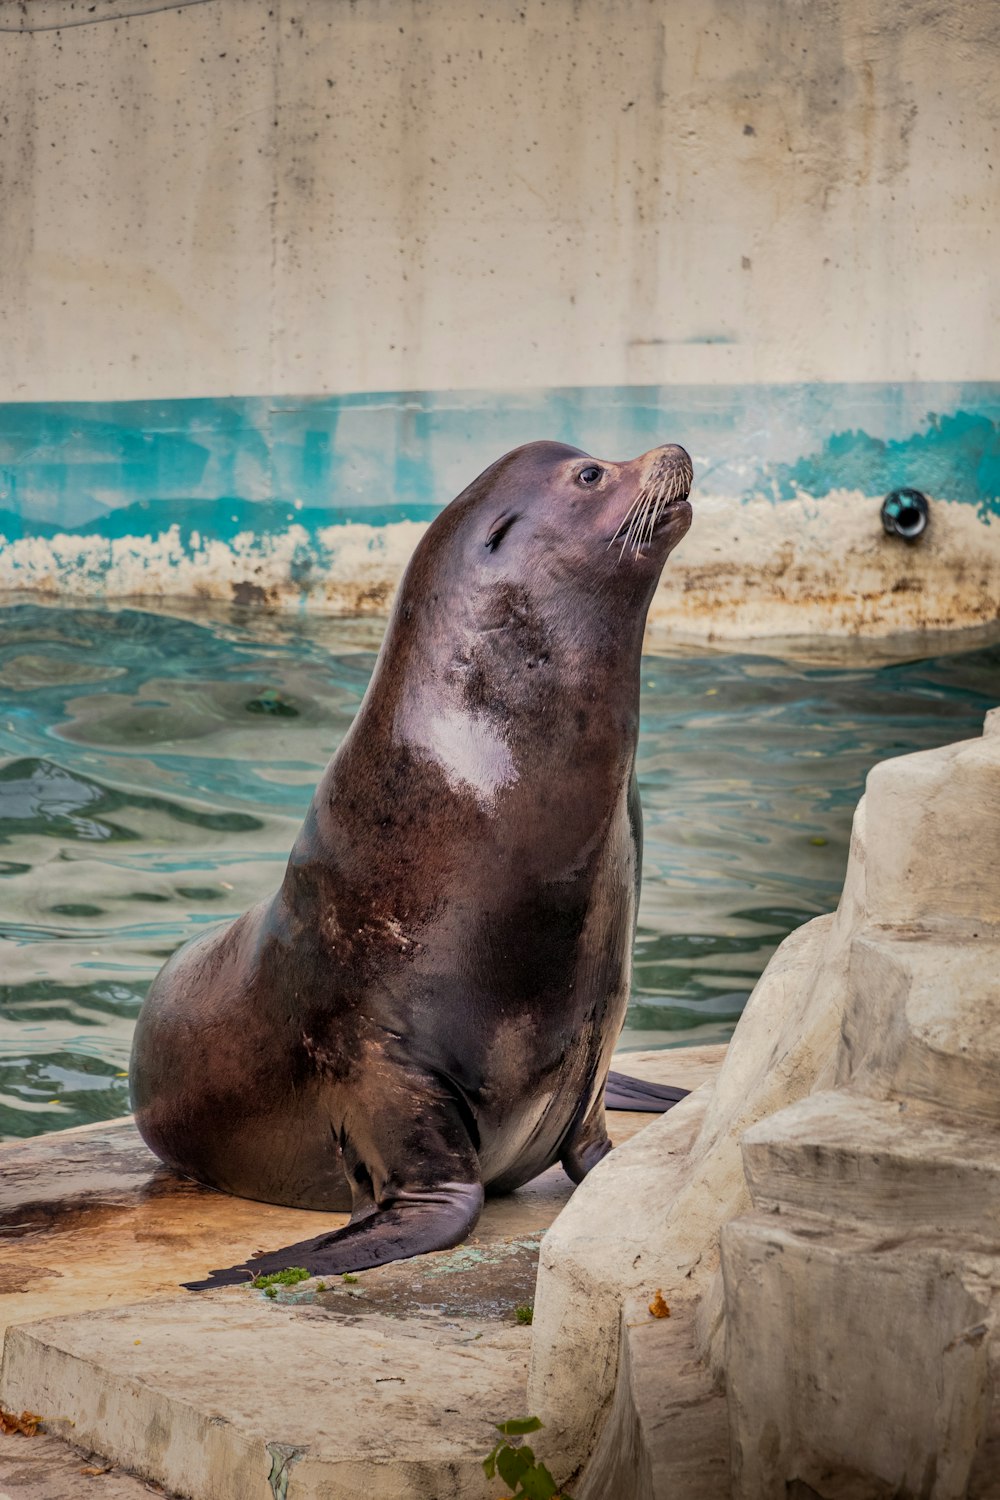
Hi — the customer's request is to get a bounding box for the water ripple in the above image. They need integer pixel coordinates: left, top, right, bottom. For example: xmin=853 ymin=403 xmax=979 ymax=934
xmin=1 ymin=600 xmax=997 ymax=1136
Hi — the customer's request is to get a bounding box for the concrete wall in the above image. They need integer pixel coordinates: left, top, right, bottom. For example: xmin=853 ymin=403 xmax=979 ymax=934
xmin=0 ymin=0 xmax=998 ymax=633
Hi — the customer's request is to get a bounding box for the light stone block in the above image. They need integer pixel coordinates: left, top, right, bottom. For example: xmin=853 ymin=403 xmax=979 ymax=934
xmin=741 ymin=1089 xmax=1000 ymax=1239
xmin=719 ymin=717 xmax=1000 ymax=1499
xmin=864 ymin=733 xmax=1000 ymax=927
xmin=838 ymin=932 xmax=1000 ymax=1120
xmin=723 ymin=1217 xmax=995 ymax=1500
xmin=559 ymin=712 xmax=1000 ymax=1496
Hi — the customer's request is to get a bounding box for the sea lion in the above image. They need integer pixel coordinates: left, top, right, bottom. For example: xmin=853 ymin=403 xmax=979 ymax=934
xmin=129 ymin=439 xmax=694 ymax=1288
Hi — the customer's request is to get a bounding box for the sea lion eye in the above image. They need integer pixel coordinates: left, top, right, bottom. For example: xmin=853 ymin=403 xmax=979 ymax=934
xmin=577 ymin=465 xmax=603 ymax=485
xmin=486 ymin=513 xmax=518 ymax=552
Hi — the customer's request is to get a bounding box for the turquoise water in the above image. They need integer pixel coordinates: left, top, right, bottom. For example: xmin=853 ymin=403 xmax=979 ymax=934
xmin=0 ymin=600 xmax=996 ymax=1141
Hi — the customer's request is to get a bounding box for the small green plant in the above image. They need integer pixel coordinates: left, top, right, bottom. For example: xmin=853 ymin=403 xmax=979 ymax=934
xmin=251 ymin=1266 xmax=310 ymax=1290
xmin=514 ymin=1304 xmax=534 ymax=1325
xmin=342 ymin=1273 xmax=359 ymax=1284
xmin=483 ymin=1417 xmax=569 ymax=1499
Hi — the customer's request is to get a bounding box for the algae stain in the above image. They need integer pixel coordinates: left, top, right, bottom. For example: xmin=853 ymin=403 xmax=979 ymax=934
xmin=768 ymin=410 xmax=1000 ymax=516
xmin=266 ymin=1441 xmax=306 ymax=1500
xmin=422 ymin=1233 xmax=544 ymax=1278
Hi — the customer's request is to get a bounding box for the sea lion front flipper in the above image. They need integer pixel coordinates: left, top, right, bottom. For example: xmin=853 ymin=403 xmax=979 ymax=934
xmin=183 ymin=1070 xmax=485 ymax=1290
xmin=604 ymin=1070 xmax=690 ymax=1113
xmin=181 ymin=1180 xmax=485 ymax=1290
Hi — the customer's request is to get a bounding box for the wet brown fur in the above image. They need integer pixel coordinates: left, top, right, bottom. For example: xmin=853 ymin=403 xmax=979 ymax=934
xmin=129 ymin=440 xmax=693 ymax=1285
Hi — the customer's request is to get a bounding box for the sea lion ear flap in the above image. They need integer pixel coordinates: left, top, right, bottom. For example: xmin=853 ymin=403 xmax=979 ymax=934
xmin=485 ymin=512 xmax=520 ymax=552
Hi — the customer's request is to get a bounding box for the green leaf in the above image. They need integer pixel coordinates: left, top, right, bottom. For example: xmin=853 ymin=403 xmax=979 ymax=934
xmin=521 ymin=1461 xmax=560 ymax=1499
xmin=251 ymin=1266 xmax=310 ymax=1290
xmin=496 ymin=1416 xmax=544 ymax=1436
xmin=497 ymin=1445 xmax=531 ymax=1489
xmin=483 ymin=1449 xmax=497 ymax=1480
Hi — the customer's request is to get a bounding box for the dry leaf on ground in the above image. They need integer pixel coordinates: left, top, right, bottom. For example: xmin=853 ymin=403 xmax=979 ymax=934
xmin=0 ymin=1407 xmax=43 ymax=1436
xmin=648 ymin=1290 xmax=671 ymax=1318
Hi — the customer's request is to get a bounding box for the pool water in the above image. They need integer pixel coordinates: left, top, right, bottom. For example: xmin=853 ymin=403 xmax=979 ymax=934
xmin=0 ymin=600 xmax=996 ymax=1141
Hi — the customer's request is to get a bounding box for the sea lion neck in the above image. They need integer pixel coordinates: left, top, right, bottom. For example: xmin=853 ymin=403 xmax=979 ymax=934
xmin=323 ymin=568 xmax=645 ymax=860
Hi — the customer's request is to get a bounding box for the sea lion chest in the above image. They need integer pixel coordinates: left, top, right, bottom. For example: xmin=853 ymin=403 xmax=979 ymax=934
xmin=285 ymin=763 xmax=638 ymax=1185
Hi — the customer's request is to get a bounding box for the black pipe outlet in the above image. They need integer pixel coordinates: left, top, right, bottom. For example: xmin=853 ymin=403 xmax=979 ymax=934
xmin=881 ymin=488 xmax=930 ymax=542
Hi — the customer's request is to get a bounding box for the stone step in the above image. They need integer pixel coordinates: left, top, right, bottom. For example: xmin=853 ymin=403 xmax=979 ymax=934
xmin=576 ymin=1295 xmax=729 ymax=1500
xmin=839 ymin=930 xmax=1000 ymax=1120
xmin=1 ymin=1297 xmax=529 ymax=1500
xmin=741 ymin=1089 xmax=1000 ymax=1238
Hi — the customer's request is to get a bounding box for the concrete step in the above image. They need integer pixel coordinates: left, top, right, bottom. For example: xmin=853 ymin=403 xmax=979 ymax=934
xmin=741 ymin=1089 xmax=1000 ymax=1239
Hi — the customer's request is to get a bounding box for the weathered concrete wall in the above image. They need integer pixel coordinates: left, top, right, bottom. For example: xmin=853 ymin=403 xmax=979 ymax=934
xmin=0 ymin=0 xmax=997 ymax=632
xmin=1 ymin=0 xmax=997 ymax=400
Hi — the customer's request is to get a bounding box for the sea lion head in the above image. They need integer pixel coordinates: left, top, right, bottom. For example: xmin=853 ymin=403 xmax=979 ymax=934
xmin=443 ymin=439 xmax=692 ymax=606
xmin=365 ymin=440 xmax=693 ymax=773
xmin=396 ymin=440 xmax=692 ymax=641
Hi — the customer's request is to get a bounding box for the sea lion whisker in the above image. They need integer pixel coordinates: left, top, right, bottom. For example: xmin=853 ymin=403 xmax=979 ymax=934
xmin=645 ymin=491 xmax=661 ymax=546
xmin=616 ymin=460 xmax=692 ymax=561
xmin=620 ymin=486 xmax=653 ymax=561
xmin=625 ymin=493 xmax=647 ymax=557
xmin=649 ymin=493 xmax=663 ymax=542
xmin=608 ymin=488 xmax=647 ymax=554
xmin=634 ymin=493 xmax=657 ymax=556
xmin=637 ymin=495 xmax=653 ymax=553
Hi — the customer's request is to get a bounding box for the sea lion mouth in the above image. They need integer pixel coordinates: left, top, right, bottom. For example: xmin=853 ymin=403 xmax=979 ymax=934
xmin=609 ymin=450 xmax=693 ymax=558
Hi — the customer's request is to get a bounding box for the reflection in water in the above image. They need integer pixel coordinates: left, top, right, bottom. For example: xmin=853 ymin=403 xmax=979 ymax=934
xmin=0 ymin=601 xmax=996 ymax=1139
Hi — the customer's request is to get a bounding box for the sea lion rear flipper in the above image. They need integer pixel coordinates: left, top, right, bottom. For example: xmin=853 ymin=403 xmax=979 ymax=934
xmin=604 ymin=1070 xmax=690 ymax=1113
xmin=560 ymin=1092 xmax=613 ymax=1185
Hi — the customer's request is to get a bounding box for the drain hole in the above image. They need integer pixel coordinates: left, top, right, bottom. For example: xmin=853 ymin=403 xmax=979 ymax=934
xmin=881 ymin=488 xmax=930 ymax=542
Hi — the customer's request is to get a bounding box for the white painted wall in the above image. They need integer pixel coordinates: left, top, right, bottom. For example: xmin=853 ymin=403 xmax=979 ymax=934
xmin=0 ymin=0 xmax=997 ymax=404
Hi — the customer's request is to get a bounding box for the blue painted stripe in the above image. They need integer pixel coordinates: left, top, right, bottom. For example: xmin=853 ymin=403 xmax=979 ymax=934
xmin=0 ymin=383 xmax=997 ymax=543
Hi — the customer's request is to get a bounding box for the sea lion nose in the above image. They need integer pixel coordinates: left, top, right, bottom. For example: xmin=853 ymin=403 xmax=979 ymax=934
xmin=645 ymin=444 xmax=693 ymax=494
